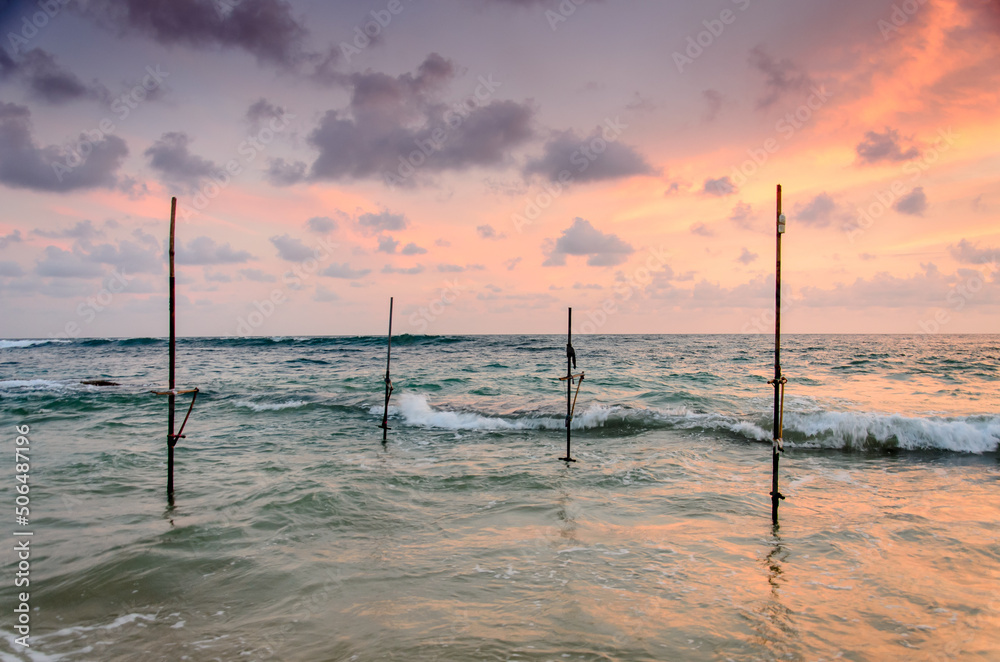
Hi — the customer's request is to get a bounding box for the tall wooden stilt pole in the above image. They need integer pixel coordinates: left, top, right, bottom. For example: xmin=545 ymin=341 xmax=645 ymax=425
xmin=770 ymin=185 xmax=786 ymax=525
xmin=560 ymin=308 xmax=577 ymax=462
xmin=379 ymin=297 xmax=394 ymax=443
xmin=167 ymin=197 xmax=177 ymax=500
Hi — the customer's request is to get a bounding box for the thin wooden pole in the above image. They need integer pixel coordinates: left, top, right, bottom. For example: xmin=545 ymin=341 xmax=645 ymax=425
xmin=380 ymin=297 xmax=394 ymax=442
xmin=770 ymin=184 xmax=785 ymax=525
xmin=561 ymin=308 xmax=576 ymax=462
xmin=167 ymin=197 xmax=177 ymax=498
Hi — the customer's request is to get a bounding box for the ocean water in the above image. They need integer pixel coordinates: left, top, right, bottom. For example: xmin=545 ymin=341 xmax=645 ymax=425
xmin=0 ymin=334 xmax=998 ymax=661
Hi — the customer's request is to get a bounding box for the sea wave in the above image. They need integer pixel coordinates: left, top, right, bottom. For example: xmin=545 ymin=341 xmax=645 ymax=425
xmin=372 ymin=394 xmax=999 ymax=453
xmin=0 ymin=339 xmax=72 ymax=349
xmin=234 ymin=399 xmax=308 ymax=412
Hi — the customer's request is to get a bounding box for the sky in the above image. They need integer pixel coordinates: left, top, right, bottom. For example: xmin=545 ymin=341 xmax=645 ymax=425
xmin=0 ymin=0 xmax=998 ymax=338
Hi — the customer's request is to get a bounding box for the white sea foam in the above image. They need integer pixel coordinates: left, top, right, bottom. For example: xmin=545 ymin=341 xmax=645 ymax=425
xmin=234 ymin=399 xmax=307 ymax=412
xmin=0 ymin=339 xmax=72 ymax=349
xmin=373 ymin=394 xmax=999 ymax=453
xmin=0 ymin=379 xmax=68 ymax=391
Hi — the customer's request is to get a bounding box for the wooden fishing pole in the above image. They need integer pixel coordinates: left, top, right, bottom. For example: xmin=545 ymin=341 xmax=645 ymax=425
xmin=769 ymin=184 xmax=787 ymax=525
xmin=167 ymin=196 xmax=177 ymax=498
xmin=560 ymin=307 xmax=578 ymax=462
xmin=379 ymin=297 xmax=394 ymax=442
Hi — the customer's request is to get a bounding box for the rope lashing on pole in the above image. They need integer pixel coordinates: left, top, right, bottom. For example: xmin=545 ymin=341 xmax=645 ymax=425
xmin=559 ymin=371 xmax=586 ymax=426
xmin=766 ymin=375 xmax=787 ymax=453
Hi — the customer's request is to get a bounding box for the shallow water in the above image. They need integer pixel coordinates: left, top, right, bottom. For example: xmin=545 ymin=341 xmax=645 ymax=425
xmin=1 ymin=335 xmax=998 ymax=660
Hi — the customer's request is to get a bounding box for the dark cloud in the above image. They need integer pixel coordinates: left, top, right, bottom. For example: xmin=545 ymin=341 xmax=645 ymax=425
xmin=246 ymin=98 xmax=287 ymax=125
xmin=856 ymin=128 xmax=920 ymax=164
xmin=0 ymin=261 xmax=24 ymax=277
xmin=306 ymin=216 xmax=337 ymax=233
xmin=738 ymin=248 xmax=758 ymax=265
xmin=2 ymin=49 xmax=108 ymax=105
xmin=266 ymin=158 xmax=308 ymax=186
xmin=691 ymin=223 xmax=713 ymax=237
xmin=32 ymin=220 xmax=102 ymax=240
xmin=437 ymin=264 xmax=465 ymax=272
xmin=322 ymin=263 xmax=371 ymax=279
xmin=301 ymin=54 xmax=534 ymax=185
xmin=950 ymin=239 xmax=998 ymax=265
xmin=270 ymin=234 xmax=314 ymax=261
xmin=748 ymin=46 xmax=811 ymax=109
xmin=35 ymin=246 xmax=105 ymax=278
xmin=382 ymin=264 xmax=425 ymax=275
xmin=239 ymin=268 xmax=276 ymax=282
xmin=400 ymin=242 xmax=427 ymax=255
xmin=359 ymin=211 xmax=408 ymax=235
xmin=83 ymin=0 xmax=308 ymax=67
xmin=505 ymin=257 xmax=521 ymax=271
xmin=477 ymin=224 xmax=506 ymax=240
xmin=795 ymin=192 xmax=837 ymax=227
xmin=0 ymin=229 xmax=23 ymax=248
xmin=144 ymin=132 xmax=221 ymax=190
xmin=74 ymin=238 xmax=162 ymax=274
xmin=894 ymin=187 xmax=927 ymax=216
xmin=376 ymin=235 xmax=399 ymax=254
xmin=543 ymin=217 xmax=634 ymax=267
xmin=704 ymin=176 xmax=737 ymax=197
xmin=0 ymin=103 xmax=129 ymax=192
xmin=175 ymin=236 xmax=254 ymax=265
xmin=524 ymin=127 xmax=653 ymax=183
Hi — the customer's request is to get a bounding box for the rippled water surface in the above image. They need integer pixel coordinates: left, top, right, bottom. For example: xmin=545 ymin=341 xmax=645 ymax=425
xmin=1 ymin=334 xmax=998 ymax=660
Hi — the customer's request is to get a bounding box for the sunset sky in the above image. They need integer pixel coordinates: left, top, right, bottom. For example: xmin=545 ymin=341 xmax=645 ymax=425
xmin=0 ymin=0 xmax=998 ymax=337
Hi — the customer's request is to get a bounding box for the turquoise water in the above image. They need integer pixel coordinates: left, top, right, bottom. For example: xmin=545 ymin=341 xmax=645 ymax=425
xmin=1 ymin=334 xmax=998 ymax=660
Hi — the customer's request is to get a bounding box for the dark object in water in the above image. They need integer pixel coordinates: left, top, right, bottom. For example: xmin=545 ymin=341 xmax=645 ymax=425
xmin=81 ymin=379 xmax=120 ymax=386
xmin=378 ymin=297 xmax=394 ymax=443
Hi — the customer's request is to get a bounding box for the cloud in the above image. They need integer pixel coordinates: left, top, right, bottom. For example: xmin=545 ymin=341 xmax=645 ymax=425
xmin=795 ymin=192 xmax=837 ymax=227
xmin=748 ymin=46 xmax=811 ymax=109
xmin=949 ymin=239 xmax=998 ymax=265
xmin=32 ymin=220 xmax=102 ymax=240
xmin=505 ymin=257 xmax=521 ymax=271
xmin=239 ymin=268 xmax=276 ymax=282
xmin=176 ymin=236 xmax=254 ymax=264
xmin=306 ymin=216 xmax=337 ymax=233
xmin=702 ymin=89 xmax=724 ymax=122
xmin=0 ymin=102 xmax=128 ymax=192
xmin=0 ymin=261 xmax=24 ymax=277
xmin=855 ymin=128 xmax=920 ymax=164
xmin=400 ymin=242 xmax=427 ymax=255
xmin=376 ymin=235 xmax=399 ymax=254
xmin=524 ymin=127 xmax=654 ymax=183
xmin=313 ymin=284 xmax=339 ymax=302
xmin=691 ymin=223 xmax=713 ymax=237
xmin=2 ymin=49 xmax=108 ymax=105
xmin=543 ymin=217 xmax=634 ymax=267
xmin=270 ymin=234 xmax=314 ymax=261
xmin=322 ymin=263 xmax=371 ymax=279
xmin=246 ymin=98 xmax=288 ymax=127
xmin=144 ymin=132 xmax=221 ymax=190
xmin=894 ymin=187 xmax=927 ymax=216
xmin=358 ymin=211 xmax=408 ymax=235
xmin=730 ymin=201 xmax=753 ymax=227
xmin=302 ymin=54 xmax=534 ymax=185
xmin=703 ymin=176 xmax=736 ymax=197
xmin=0 ymin=230 xmax=22 ymax=248
xmin=738 ymin=248 xmax=758 ymax=265
xmin=75 ymin=238 xmax=162 ymax=274
xmin=35 ymin=246 xmax=105 ymax=278
xmin=437 ymin=264 xmax=464 ymax=272
xmin=477 ymin=224 xmax=506 ymax=239
xmin=83 ymin=0 xmax=309 ymax=67
xmin=266 ymin=158 xmax=307 ymax=186
xmin=382 ymin=264 xmax=425 ymax=275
